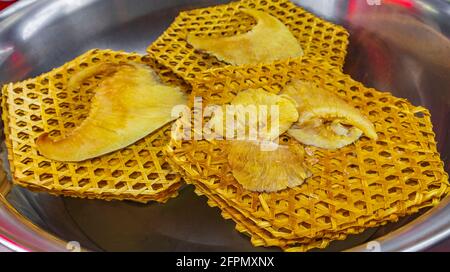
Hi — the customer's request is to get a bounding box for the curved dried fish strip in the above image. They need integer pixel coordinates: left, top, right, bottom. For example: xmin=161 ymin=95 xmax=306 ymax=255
xmin=228 ymin=140 xmax=311 ymax=192
xmin=37 ymin=62 xmax=187 ymax=161
xmin=209 ymin=88 xmax=299 ymax=141
xmin=187 ymin=9 xmax=303 ymax=65
xmin=283 ymin=80 xmax=377 ymax=149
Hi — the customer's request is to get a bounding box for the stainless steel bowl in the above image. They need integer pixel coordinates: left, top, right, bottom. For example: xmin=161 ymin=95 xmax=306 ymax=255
xmin=0 ymin=0 xmax=449 ymax=252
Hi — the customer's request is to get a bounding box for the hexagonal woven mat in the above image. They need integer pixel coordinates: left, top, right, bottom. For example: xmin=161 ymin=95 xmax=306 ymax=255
xmin=147 ymin=0 xmax=349 ymax=81
xmin=1 ymin=49 xmax=189 ymax=203
xmin=165 ymin=56 xmax=449 ymax=250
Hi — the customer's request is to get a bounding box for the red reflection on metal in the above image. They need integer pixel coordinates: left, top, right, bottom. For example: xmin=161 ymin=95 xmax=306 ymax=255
xmin=348 ymin=0 xmax=413 ymax=18
xmin=385 ymin=0 xmax=414 ymax=9
xmin=0 ymin=0 xmax=18 ymax=11
xmin=0 ymin=233 xmax=29 ymax=252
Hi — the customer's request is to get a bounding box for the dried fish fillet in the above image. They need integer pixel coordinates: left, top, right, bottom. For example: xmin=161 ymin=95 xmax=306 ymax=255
xmin=186 ymin=9 xmax=303 ymax=65
xmin=283 ymin=80 xmax=377 ymax=149
xmin=209 ymin=88 xmax=298 ymax=141
xmin=228 ymin=140 xmax=311 ymax=192
xmin=36 ymin=62 xmax=187 ymax=161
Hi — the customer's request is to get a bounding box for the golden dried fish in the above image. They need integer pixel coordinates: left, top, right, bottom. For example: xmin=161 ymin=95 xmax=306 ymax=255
xmin=283 ymin=80 xmax=377 ymax=149
xmin=228 ymin=140 xmax=311 ymax=192
xmin=209 ymin=88 xmax=298 ymax=141
xmin=36 ymin=62 xmax=187 ymax=161
xmin=187 ymin=9 xmax=303 ymax=65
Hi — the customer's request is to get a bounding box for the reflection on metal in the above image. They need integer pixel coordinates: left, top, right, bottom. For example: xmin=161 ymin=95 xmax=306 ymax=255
xmin=0 ymin=0 xmax=449 ymax=252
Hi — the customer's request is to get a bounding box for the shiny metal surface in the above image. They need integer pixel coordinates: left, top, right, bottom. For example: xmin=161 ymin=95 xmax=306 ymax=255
xmin=0 ymin=0 xmax=449 ymax=252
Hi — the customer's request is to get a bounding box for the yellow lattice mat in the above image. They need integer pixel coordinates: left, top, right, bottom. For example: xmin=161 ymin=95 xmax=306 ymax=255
xmin=1 ymin=49 xmax=190 ymax=203
xmin=165 ymin=56 xmax=449 ymax=250
xmin=147 ymin=0 xmax=349 ymax=81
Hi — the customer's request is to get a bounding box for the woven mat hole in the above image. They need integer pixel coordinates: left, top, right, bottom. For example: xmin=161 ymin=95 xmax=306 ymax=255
xmin=368 ymin=110 xmax=379 ymax=118
xmin=371 ymin=194 xmax=384 ymax=202
xmin=21 ymin=157 xmax=33 ymax=165
xmin=39 ymin=173 xmax=53 ymax=181
xmin=376 ymin=140 xmax=388 ymax=147
xmin=16 ymin=121 xmax=27 ymax=127
xmin=275 ymin=212 xmax=289 ymax=221
xmin=295 ymin=207 xmax=310 ymax=216
xmin=388 ymin=187 xmax=401 ymax=194
xmin=408 ymin=192 xmax=418 ymax=201
xmin=19 ymin=144 xmax=32 ymax=153
xmin=387 ymin=126 xmax=398 ymax=134
xmin=379 ymin=151 xmax=392 ymax=158
xmin=112 ymin=170 xmax=123 ymax=178
xmin=129 ymin=171 xmax=141 ymax=179
xmin=143 ymin=161 xmax=155 ymax=168
xmin=107 ymin=158 xmax=119 ymax=166
xmin=97 ymin=180 xmax=108 ymax=188
xmin=367 ymin=101 xmax=377 ymax=107
xmin=17 ymin=132 xmax=30 ymax=140
xmin=14 ymin=98 xmax=24 ymax=105
xmin=57 ymin=164 xmax=69 ymax=172
xmin=26 ymin=92 xmax=38 ymax=99
xmin=54 ymin=83 xmax=64 ymax=90
xmin=151 ymin=183 xmax=163 ymax=191
xmin=402 ymin=167 xmax=415 ymax=174
xmin=31 ymin=126 xmax=44 ymax=133
xmin=147 ymin=173 xmax=159 ymax=180
xmin=30 ymin=114 xmax=41 ymax=121
xmin=165 ymin=173 xmax=177 ymax=181
xmin=298 ymin=222 xmax=311 ymax=230
xmin=334 ymin=193 xmax=347 ymax=202
xmin=47 ymin=118 xmax=58 ymax=126
xmin=363 ymin=158 xmax=376 ymax=166
xmin=23 ymin=170 xmax=34 ymax=176
xmin=161 ymin=161 xmax=170 ymax=170
xmin=63 ymin=122 xmax=75 ymax=129
xmin=389 ymin=200 xmax=401 ymax=209
xmin=414 ymin=111 xmax=425 ymax=118
xmin=354 ymin=200 xmax=367 ymax=211
xmin=398 ymin=112 xmax=407 ymax=119
xmin=125 ymin=160 xmax=138 ymax=167
xmin=331 ymin=169 xmax=343 ymax=176
xmin=138 ymin=149 xmax=150 ymax=157
xmin=386 ymin=175 xmax=399 ymax=182
xmin=38 ymin=161 xmax=51 ymax=168
xmin=13 ymin=87 xmax=23 ymax=94
xmin=94 ymin=168 xmax=105 ymax=177
xmin=79 ymin=62 xmax=89 ymax=69
xmin=44 ymin=108 xmax=56 ymax=114
xmin=351 ymin=188 xmax=364 ymax=196
xmin=114 ymin=181 xmax=127 ymax=189
xmin=25 ymin=83 xmax=36 ymax=89
xmin=58 ymin=102 xmax=69 ymax=109
xmin=347 ymin=163 xmax=360 ymax=171
xmin=132 ymin=182 xmax=146 ymax=190
xmin=333 ymin=39 xmax=344 ymax=46
xmin=75 ymin=166 xmax=87 ymax=174
xmin=15 ymin=109 xmax=26 ymax=116
xmin=316 ymin=201 xmax=329 ymax=210
xmin=366 ymin=170 xmax=378 ymax=176
xmin=56 ymin=92 xmax=68 ymax=99
xmin=397 ymin=158 xmax=409 ymax=166
xmin=423 ymin=170 xmax=437 ymax=178
xmin=60 ymin=176 xmax=72 ymax=185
